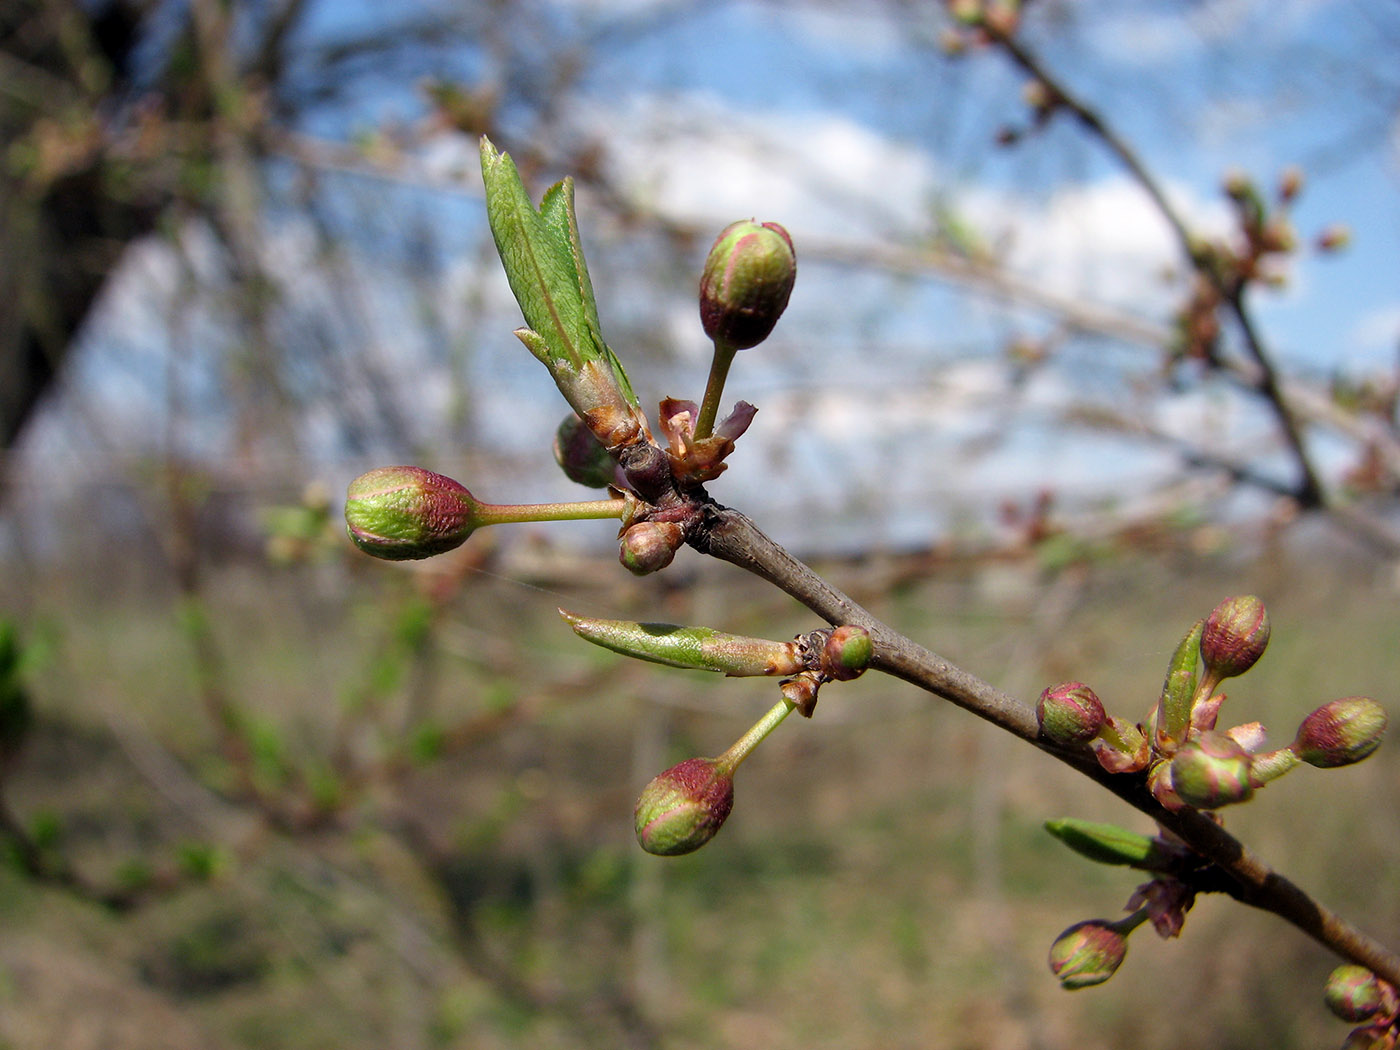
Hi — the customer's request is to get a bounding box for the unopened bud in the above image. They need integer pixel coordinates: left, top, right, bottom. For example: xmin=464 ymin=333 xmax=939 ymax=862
xmin=1278 ymin=166 xmax=1304 ymax=203
xmin=1200 ymin=594 xmax=1270 ymax=680
xmin=553 ymin=414 xmax=619 ymax=488
xmin=634 ymin=757 xmax=734 ymax=856
xmin=1047 ymin=919 xmax=1130 ymax=990
xmin=1170 ymin=731 xmax=1255 ymax=809
xmin=1294 ymin=697 xmax=1387 ymax=768
xmin=1037 ymin=682 xmax=1107 ymax=746
xmin=1325 ymin=965 xmax=1400 ymax=1024
xmin=618 ymin=520 xmax=685 ymax=575
xmin=345 ymin=466 xmax=479 ymax=560
xmin=1044 ymin=818 xmax=1183 ymax=870
xmin=820 ymin=625 xmax=873 ymax=681
xmin=699 ymin=220 xmax=796 ymax=349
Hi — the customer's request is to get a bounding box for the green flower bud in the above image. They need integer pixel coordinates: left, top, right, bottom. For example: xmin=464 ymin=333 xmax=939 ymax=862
xmin=699 ymin=220 xmax=796 ymax=350
xmin=553 ymin=414 xmax=619 ymax=488
xmin=1294 ymin=697 xmax=1387 ymax=768
xmin=1037 ymin=682 xmax=1107 ymax=747
xmin=1047 ymin=919 xmax=1131 ymax=990
xmin=618 ymin=520 xmax=685 ymax=575
xmin=1170 ymin=731 xmax=1255 ymax=809
xmin=820 ymin=625 xmax=873 ymax=681
xmin=1200 ymin=595 xmax=1270 ymax=680
xmin=1325 ymin=965 xmax=1400 ymax=1024
xmin=345 ymin=466 xmax=479 ymax=560
xmin=634 ymin=757 xmax=734 ymax=856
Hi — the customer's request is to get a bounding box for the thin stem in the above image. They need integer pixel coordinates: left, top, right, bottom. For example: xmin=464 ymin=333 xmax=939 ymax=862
xmin=474 ymin=496 xmax=631 ymax=526
xmin=717 ymin=698 xmax=794 ymax=773
xmin=692 ymin=501 xmax=1400 ymax=989
xmin=694 ymin=340 xmax=738 ymax=440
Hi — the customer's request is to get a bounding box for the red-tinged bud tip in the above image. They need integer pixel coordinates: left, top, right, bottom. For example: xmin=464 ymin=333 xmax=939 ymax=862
xmin=1325 ymin=965 xmax=1400 ymax=1024
xmin=1341 ymin=1024 xmax=1400 ymax=1050
xmin=1037 ymin=682 xmax=1107 ymax=746
xmin=821 ymin=625 xmax=873 ymax=681
xmin=618 ymin=520 xmax=685 ymax=576
xmin=699 ymin=220 xmax=796 ymax=350
xmin=1048 ymin=920 xmax=1129 ymax=990
xmin=1169 ymin=731 xmax=1255 ymax=809
xmin=345 ymin=466 xmax=479 ymax=560
xmin=634 ymin=757 xmax=735 ymax=856
xmin=1200 ymin=594 xmax=1270 ymax=679
xmin=1294 ymin=697 xmax=1387 ymax=768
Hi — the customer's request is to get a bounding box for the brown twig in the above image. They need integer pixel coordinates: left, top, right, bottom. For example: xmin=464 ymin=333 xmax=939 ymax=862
xmin=692 ymin=501 xmax=1400 ymax=989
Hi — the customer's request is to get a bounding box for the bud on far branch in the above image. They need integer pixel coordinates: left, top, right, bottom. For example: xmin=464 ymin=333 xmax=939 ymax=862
xmin=345 ymin=466 xmax=635 ymax=561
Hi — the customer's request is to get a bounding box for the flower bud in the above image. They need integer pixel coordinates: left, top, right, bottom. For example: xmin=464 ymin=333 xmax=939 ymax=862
xmin=553 ymin=414 xmax=619 ymax=489
xmin=820 ymin=625 xmax=873 ymax=681
xmin=1037 ymin=682 xmax=1106 ymax=747
xmin=634 ymin=757 xmax=735 ymax=856
xmin=1047 ymin=920 xmax=1130 ymax=990
xmin=1169 ymin=731 xmax=1255 ymax=809
xmin=618 ymin=520 xmax=685 ymax=575
xmin=1325 ymin=965 xmax=1400 ymax=1024
xmin=1200 ymin=595 xmax=1270 ymax=680
xmin=1294 ymin=697 xmax=1387 ymax=768
xmin=345 ymin=466 xmax=479 ymax=560
xmin=699 ymin=220 xmax=796 ymax=349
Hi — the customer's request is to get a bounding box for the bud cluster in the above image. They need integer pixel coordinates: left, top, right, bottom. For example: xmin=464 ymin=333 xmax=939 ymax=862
xmin=1039 ymin=594 xmax=1389 ymax=990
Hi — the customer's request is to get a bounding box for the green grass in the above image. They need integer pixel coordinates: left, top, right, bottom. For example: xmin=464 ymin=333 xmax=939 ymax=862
xmin=0 ymin=543 xmax=1394 ymax=1049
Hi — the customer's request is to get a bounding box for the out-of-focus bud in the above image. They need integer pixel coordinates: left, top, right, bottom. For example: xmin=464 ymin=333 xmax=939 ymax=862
xmin=1325 ymin=965 xmax=1400 ymax=1024
xmin=1342 ymin=1024 xmax=1400 ymax=1050
xmin=1047 ymin=919 xmax=1131 ymax=990
xmin=1294 ymin=697 xmax=1387 ymax=768
xmin=1037 ymin=681 xmax=1107 ymax=746
xmin=699 ymin=220 xmax=796 ymax=350
xmin=553 ymin=414 xmax=620 ymax=488
xmin=618 ymin=520 xmax=685 ymax=575
xmin=634 ymin=757 xmax=735 ymax=856
xmin=1317 ymin=224 xmax=1352 ymax=252
xmin=820 ymin=625 xmax=873 ymax=681
xmin=345 ymin=466 xmax=480 ymax=560
xmin=1200 ymin=594 xmax=1270 ymax=680
xmin=1278 ymin=165 xmax=1304 ymax=203
xmin=1170 ymin=731 xmax=1255 ymax=809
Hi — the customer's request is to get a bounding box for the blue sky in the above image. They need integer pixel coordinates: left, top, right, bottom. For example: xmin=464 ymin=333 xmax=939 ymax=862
xmin=16 ymin=0 xmax=1399 ymax=553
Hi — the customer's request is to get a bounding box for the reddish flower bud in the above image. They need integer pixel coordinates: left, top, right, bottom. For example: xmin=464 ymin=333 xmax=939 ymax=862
xmin=634 ymin=757 xmax=735 ymax=856
xmin=344 ymin=466 xmax=480 ymax=560
xmin=699 ymin=220 xmax=796 ymax=349
xmin=821 ymin=625 xmax=873 ymax=681
xmin=1047 ymin=919 xmax=1130 ymax=990
xmin=618 ymin=520 xmax=685 ymax=575
xmin=1169 ymin=731 xmax=1255 ymax=809
xmin=1037 ymin=682 xmax=1107 ymax=747
xmin=1341 ymin=1024 xmax=1400 ymax=1050
xmin=1325 ymin=965 xmax=1400 ymax=1024
xmin=1200 ymin=594 xmax=1270 ymax=680
xmin=1294 ymin=697 xmax=1387 ymax=768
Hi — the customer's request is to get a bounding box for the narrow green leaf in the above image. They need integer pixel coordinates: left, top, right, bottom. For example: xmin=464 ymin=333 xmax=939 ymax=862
xmin=479 ymin=137 xmax=587 ymax=370
xmin=1156 ymin=620 xmax=1203 ymax=746
xmin=559 ymin=609 xmax=803 ymax=676
xmin=1044 ymin=818 xmax=1167 ymax=869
